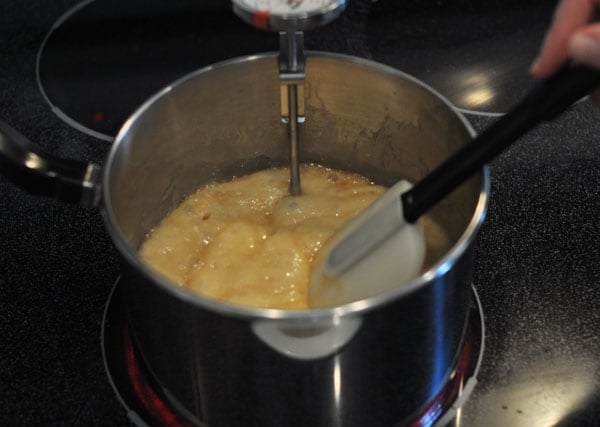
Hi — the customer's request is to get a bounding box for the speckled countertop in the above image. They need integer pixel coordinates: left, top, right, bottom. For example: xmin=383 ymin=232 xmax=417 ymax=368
xmin=1 ymin=0 xmax=600 ymax=426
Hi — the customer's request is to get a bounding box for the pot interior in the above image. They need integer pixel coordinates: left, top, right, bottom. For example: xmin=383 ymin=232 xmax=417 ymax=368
xmin=105 ymin=52 xmax=486 ymax=304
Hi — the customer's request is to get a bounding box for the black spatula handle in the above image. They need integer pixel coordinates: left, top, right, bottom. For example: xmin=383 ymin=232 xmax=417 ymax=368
xmin=401 ymin=64 xmax=600 ymax=223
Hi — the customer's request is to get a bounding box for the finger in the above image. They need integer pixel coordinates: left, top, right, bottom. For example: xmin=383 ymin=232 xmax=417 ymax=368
xmin=570 ymin=24 xmax=600 ymax=68
xmin=531 ymin=0 xmax=597 ymax=78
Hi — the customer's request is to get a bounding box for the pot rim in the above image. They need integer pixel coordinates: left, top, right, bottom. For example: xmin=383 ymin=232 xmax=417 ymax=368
xmin=102 ymin=51 xmax=490 ymax=320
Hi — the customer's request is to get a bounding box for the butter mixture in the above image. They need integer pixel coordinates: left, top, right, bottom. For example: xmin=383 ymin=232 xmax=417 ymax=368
xmin=139 ymin=165 xmax=387 ymax=309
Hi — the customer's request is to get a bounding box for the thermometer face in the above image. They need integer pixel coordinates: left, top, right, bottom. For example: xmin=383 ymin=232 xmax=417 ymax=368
xmin=233 ymin=0 xmax=346 ymax=31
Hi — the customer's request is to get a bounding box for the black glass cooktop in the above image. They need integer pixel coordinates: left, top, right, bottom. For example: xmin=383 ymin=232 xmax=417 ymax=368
xmin=364 ymin=0 xmax=555 ymax=114
xmin=37 ymin=0 xmax=277 ymax=139
xmin=38 ymin=0 xmax=556 ymax=139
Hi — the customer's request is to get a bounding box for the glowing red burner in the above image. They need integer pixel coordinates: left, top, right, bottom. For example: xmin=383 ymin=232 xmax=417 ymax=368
xmin=124 ymin=326 xmax=192 ymax=427
xmin=92 ymin=111 xmax=105 ymax=122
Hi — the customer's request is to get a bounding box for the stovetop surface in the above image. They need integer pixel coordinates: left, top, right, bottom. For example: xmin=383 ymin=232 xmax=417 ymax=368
xmin=2 ymin=0 xmax=600 ymax=426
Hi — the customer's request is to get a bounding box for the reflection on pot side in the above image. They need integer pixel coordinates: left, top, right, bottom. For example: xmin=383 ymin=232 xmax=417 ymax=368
xmin=139 ymin=164 xmax=451 ymax=309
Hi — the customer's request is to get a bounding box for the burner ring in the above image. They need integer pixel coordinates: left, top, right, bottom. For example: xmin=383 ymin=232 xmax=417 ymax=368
xmin=36 ymin=0 xmax=112 ymax=140
xmin=101 ymin=279 xmax=485 ymax=427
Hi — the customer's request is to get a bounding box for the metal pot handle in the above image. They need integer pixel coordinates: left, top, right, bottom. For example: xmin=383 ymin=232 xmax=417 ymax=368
xmin=0 ymin=120 xmax=101 ymax=207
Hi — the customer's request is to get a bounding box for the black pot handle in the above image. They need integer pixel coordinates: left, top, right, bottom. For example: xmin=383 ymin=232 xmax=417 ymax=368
xmin=0 ymin=119 xmax=101 ymax=207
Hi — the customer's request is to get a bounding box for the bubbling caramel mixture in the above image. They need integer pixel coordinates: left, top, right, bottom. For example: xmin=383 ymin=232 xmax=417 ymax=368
xmin=139 ymin=165 xmax=388 ymax=309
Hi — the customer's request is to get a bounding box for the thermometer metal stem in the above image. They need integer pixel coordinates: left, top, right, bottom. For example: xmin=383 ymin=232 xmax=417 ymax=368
xmin=232 ymin=0 xmax=346 ymax=196
xmin=279 ymin=31 xmax=305 ymax=195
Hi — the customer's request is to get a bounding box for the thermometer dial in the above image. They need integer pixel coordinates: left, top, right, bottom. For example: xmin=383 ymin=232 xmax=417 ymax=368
xmin=232 ymin=0 xmax=346 ymax=31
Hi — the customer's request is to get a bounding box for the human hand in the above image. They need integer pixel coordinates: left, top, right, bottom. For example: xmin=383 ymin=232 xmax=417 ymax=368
xmin=532 ymin=0 xmax=600 ymax=76
xmin=531 ymin=0 xmax=600 ymax=104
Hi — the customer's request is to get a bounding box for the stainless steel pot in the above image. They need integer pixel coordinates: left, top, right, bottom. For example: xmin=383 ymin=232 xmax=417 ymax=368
xmin=0 ymin=52 xmax=488 ymax=426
